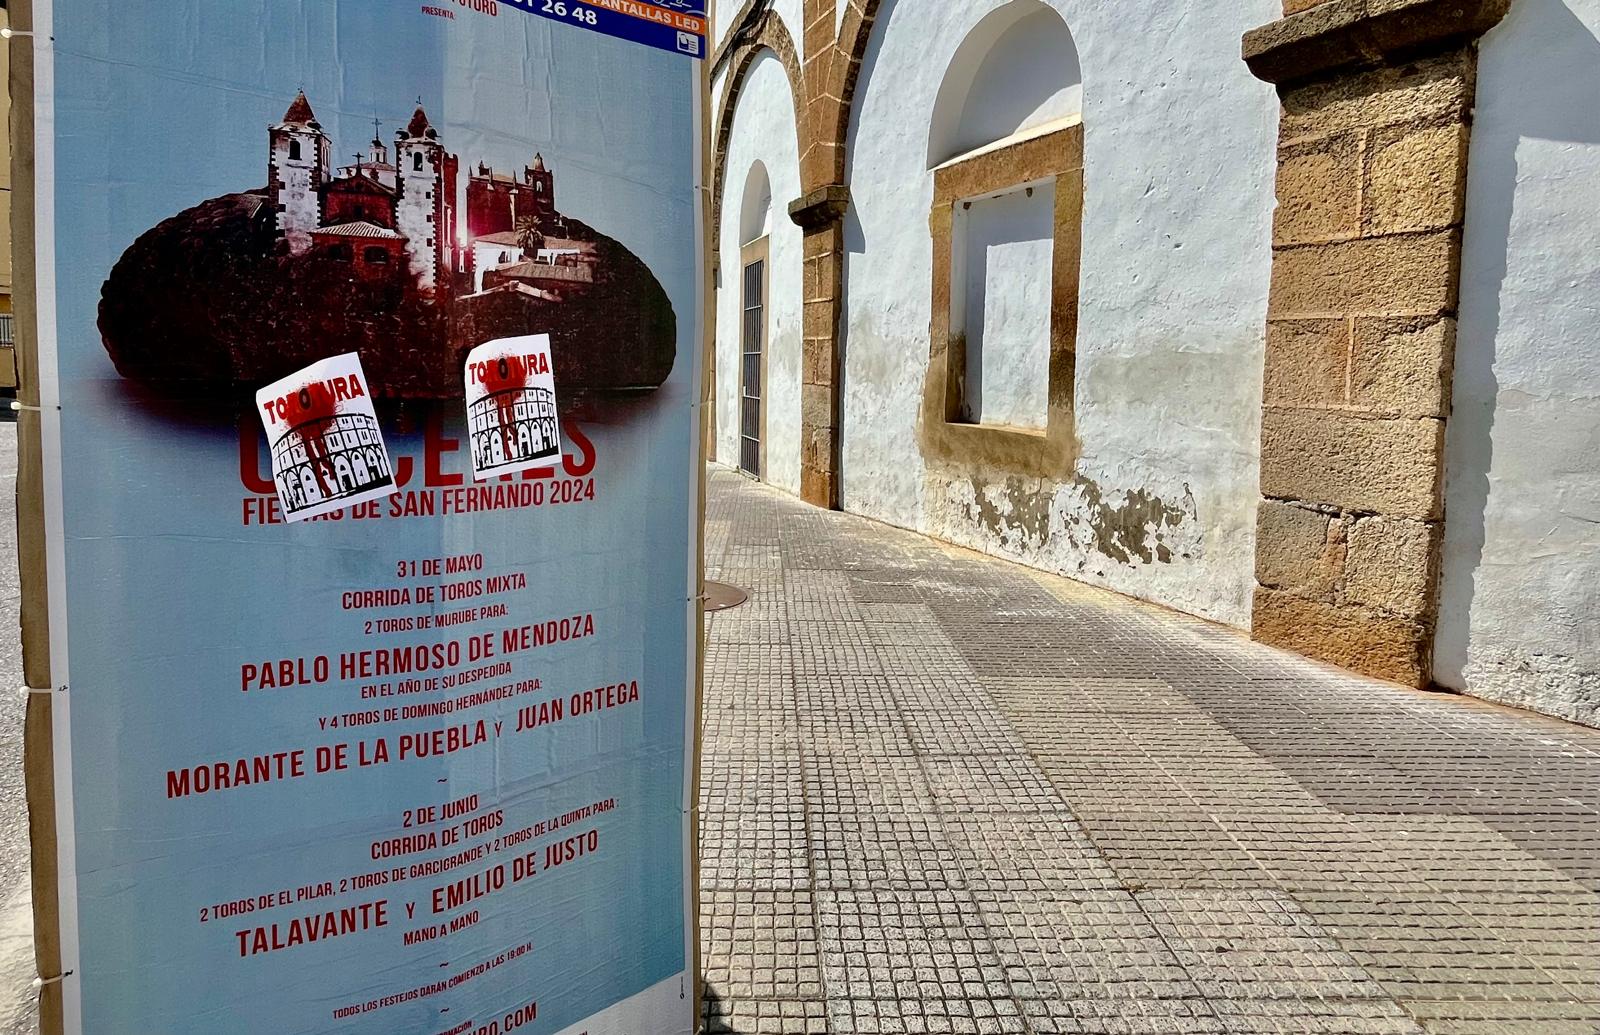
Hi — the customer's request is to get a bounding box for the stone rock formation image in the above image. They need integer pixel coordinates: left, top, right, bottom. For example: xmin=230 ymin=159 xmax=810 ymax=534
xmin=98 ymin=92 xmax=676 ymax=401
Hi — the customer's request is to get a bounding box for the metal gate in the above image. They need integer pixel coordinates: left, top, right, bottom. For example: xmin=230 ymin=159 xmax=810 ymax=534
xmin=739 ymin=256 xmax=764 ymax=477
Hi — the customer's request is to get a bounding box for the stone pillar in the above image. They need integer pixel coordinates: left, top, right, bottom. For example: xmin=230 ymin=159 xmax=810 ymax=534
xmin=788 ymin=185 xmax=849 ymax=508
xmin=1243 ymin=0 xmax=1509 ymax=685
xmin=798 ymin=0 xmax=844 ymax=194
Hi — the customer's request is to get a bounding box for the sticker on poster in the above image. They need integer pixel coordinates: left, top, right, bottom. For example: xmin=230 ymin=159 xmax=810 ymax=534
xmin=465 ymin=334 xmax=563 ymax=481
xmin=255 ymin=352 xmax=397 ymax=523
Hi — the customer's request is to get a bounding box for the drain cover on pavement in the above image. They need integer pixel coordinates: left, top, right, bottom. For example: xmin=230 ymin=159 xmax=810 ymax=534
xmin=703 ymin=581 xmax=749 ymax=612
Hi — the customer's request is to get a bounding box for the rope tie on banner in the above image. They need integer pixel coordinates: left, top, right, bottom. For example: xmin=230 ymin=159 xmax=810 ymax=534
xmin=31 ymin=971 xmax=73 ymax=991
xmin=9 ymin=401 xmax=44 ymax=413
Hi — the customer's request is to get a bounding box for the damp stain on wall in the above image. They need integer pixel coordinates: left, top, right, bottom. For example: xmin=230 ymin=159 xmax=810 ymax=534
xmin=959 ymin=471 xmax=1198 ymax=567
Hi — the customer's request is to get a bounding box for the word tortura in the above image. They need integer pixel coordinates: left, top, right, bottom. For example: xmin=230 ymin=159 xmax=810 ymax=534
xmin=466 ymin=351 xmax=549 ymax=386
xmin=240 ymin=614 xmax=595 ymax=691
xmin=260 ymin=373 xmax=366 ymax=427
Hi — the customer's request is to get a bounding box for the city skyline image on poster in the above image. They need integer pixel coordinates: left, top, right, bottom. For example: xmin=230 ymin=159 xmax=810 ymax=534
xmin=35 ymin=1 xmax=704 ymax=1032
xmin=99 ymin=84 xmax=677 ymax=402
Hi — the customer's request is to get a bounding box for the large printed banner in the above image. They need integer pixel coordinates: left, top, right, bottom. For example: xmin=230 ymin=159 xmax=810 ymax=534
xmin=35 ymin=1 xmax=703 ymax=1032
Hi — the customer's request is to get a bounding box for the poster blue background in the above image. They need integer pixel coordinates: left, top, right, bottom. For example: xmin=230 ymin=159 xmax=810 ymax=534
xmin=49 ymin=3 xmax=699 ymax=1031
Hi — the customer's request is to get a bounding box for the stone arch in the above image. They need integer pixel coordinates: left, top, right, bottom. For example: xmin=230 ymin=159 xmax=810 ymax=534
xmin=711 ymin=11 xmax=804 ymax=233
xmin=829 ymin=0 xmax=1080 ymax=182
xmin=926 ymin=0 xmax=1081 ymax=167
xmin=822 ymin=0 xmax=892 ymax=185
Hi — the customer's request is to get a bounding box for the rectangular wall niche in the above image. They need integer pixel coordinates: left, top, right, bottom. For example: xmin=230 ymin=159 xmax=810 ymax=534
xmin=951 ymin=178 xmax=1056 ymax=430
xmin=923 ymin=121 xmax=1083 ymax=478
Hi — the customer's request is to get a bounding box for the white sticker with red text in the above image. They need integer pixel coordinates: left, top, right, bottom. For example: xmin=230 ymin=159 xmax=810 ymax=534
xmin=464 ymin=334 xmax=563 ymax=482
xmin=255 ymin=352 xmax=397 ymax=523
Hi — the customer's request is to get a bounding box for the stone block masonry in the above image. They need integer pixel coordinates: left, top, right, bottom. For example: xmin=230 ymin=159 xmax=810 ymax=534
xmin=711 ymin=0 xmax=859 ymax=509
xmin=789 ymin=189 xmax=850 ymax=508
xmin=1245 ymin=1 xmax=1508 ymax=686
xmin=710 ymin=0 xmax=1562 ymax=710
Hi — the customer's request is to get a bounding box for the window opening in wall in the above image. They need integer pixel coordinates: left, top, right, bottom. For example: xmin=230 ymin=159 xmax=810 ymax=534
xmin=919 ymin=0 xmax=1083 ymax=467
xmin=740 ymin=251 xmax=767 ymax=477
xmin=951 ymin=178 xmax=1055 ymax=430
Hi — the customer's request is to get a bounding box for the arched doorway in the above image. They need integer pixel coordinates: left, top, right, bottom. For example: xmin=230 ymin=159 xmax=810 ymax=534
xmin=738 ymin=160 xmax=772 ymax=477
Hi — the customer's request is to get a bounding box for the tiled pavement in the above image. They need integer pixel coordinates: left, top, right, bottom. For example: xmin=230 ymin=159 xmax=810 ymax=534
xmin=697 ymin=469 xmax=1600 ymax=1035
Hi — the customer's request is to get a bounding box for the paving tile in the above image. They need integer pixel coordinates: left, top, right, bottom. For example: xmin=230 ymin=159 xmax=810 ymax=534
xmin=900 ymin=703 xmax=1027 ymax=757
xmin=1138 ymin=888 xmax=1388 ymax=1001
xmin=1290 ymin=891 xmax=1573 ymax=1002
xmin=1473 ymin=813 xmax=1600 ymax=890
xmin=1021 ymin=996 xmax=1226 ymax=1034
xmin=1400 ymin=998 xmax=1600 ymax=1034
xmin=1072 ymin=811 xmax=1278 ymax=890
xmin=845 ymin=577 xmax=930 ymax=605
xmin=1227 ymin=815 xmax=1436 ymax=894
xmin=701 ymin=888 xmax=824 ymax=1000
xmin=702 ymin=671 xmax=797 ymax=714
xmin=825 ymin=996 xmax=1028 ymax=1035
xmin=922 ymin=755 xmax=1072 ymax=815
xmin=804 ymin=752 xmax=934 ymax=814
xmin=793 ymin=668 xmax=901 ymax=702
xmin=853 ymin=600 xmax=941 ymax=622
xmin=944 ymin=812 xmax=1124 ymax=894
xmin=974 ymin=890 xmax=1197 ymax=1000
xmin=700 ymin=751 xmax=810 ymax=890
xmin=890 ymin=675 xmax=998 ymax=716
xmin=1440 ymin=891 xmax=1600 ymax=998
xmin=702 ymin=705 xmax=804 ymax=756
xmin=790 ymin=621 xmax=888 ymax=675
xmin=1348 ymin=816 xmax=1595 ymax=897
xmin=695 ymin=470 xmax=1600 ymax=1031
xmin=1208 ymin=997 xmax=1424 ymax=1034
xmin=810 ymin=810 xmax=965 ymax=891
xmin=815 ymin=888 xmax=1010 ymax=1002
xmin=703 ymin=996 xmax=829 ymax=1034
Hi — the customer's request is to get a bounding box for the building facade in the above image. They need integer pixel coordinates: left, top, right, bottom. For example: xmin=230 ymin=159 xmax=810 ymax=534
xmin=709 ymin=0 xmax=1600 ymax=726
xmin=261 ymin=92 xmax=596 ymax=309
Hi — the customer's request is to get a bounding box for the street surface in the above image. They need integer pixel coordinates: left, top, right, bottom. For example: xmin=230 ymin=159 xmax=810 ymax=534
xmin=0 ymin=421 xmax=38 ymax=1032
xmin=700 ymin=468 xmax=1600 ymax=1034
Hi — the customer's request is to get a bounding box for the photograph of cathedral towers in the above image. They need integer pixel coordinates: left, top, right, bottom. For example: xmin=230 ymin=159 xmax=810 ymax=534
xmin=96 ymin=90 xmax=676 ymax=401
xmin=265 ymin=91 xmax=592 ymax=301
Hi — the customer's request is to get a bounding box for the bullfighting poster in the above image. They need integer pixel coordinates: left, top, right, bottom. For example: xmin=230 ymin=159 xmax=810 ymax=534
xmin=28 ymin=0 xmax=705 ymax=1031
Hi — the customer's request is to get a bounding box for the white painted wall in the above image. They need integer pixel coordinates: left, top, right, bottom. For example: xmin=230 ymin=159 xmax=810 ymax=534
xmin=714 ymin=51 xmax=805 ymax=496
xmin=1439 ymin=0 xmax=1600 ymax=726
xmin=841 ymin=0 xmax=1278 ymax=627
xmin=953 ymin=181 xmax=1055 ymax=429
xmin=929 ymin=6 xmax=1084 ymax=166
